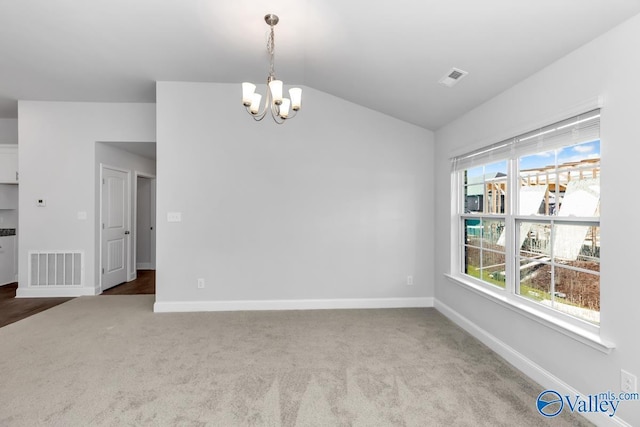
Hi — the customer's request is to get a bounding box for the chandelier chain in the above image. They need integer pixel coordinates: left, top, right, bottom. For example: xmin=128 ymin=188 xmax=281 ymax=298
xmin=267 ymin=26 xmax=276 ymax=78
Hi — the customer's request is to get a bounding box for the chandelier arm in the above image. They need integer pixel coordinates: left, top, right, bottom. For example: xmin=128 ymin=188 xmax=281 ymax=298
xmin=247 ymin=102 xmax=268 ymax=121
xmin=271 ymin=112 xmax=286 ymax=125
xmin=254 ymin=89 xmax=271 ymax=120
xmin=249 ymin=107 xmax=267 ymax=121
xmin=246 ymin=82 xmax=275 ymax=121
xmin=285 ymin=108 xmax=299 ymax=120
xmin=270 ymin=101 xmax=286 ymax=124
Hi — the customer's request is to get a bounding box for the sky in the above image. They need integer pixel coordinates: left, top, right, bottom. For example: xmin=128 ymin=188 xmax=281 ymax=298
xmin=467 ymin=139 xmax=600 ymax=179
xmin=519 ymin=139 xmax=600 ymax=170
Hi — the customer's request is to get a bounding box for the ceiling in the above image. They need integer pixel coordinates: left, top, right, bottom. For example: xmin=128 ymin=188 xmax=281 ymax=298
xmin=1 ymin=0 xmax=639 ymax=130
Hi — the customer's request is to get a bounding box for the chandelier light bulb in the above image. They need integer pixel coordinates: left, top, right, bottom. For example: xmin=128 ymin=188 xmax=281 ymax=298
xmin=249 ymin=93 xmax=262 ymax=114
xmin=289 ymin=88 xmax=302 ymax=111
xmin=269 ymin=80 xmax=284 ymax=105
xmin=242 ymin=82 xmax=256 ymax=106
xmin=279 ymin=98 xmax=291 ymax=118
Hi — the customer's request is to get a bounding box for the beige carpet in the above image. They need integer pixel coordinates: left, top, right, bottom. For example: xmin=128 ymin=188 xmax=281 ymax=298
xmin=0 ymin=295 xmax=591 ymax=426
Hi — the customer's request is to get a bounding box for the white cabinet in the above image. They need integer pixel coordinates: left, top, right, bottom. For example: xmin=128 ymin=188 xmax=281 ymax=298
xmin=0 ymin=145 xmax=18 ymax=183
xmin=0 ymin=236 xmax=16 ymax=285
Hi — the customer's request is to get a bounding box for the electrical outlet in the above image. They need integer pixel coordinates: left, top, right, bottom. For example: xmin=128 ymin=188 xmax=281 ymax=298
xmin=407 ymin=275 xmax=414 ymax=286
xmin=197 ymin=278 xmax=205 ymax=289
xmin=167 ymin=212 xmax=182 ymax=222
xmin=621 ymin=370 xmax=637 ymax=393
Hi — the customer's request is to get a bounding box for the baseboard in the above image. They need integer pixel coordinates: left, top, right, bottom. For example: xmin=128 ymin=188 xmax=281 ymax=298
xmin=16 ymin=286 xmax=99 ymax=298
xmin=154 ymin=297 xmax=434 ymax=313
xmin=137 ymin=263 xmax=154 ymax=270
xmin=434 ymin=299 xmax=632 ymax=427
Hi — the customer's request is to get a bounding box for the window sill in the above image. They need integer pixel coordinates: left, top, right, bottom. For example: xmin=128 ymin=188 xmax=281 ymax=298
xmin=444 ymin=273 xmax=615 ymax=354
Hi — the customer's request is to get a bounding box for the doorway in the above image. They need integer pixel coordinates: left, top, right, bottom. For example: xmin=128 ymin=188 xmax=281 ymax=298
xmin=135 ymin=175 xmax=156 ymax=271
xmin=97 ymin=142 xmax=157 ymax=295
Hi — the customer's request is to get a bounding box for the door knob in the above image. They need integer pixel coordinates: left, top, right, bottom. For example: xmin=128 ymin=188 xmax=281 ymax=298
xmin=124 ymin=231 xmax=130 ymax=235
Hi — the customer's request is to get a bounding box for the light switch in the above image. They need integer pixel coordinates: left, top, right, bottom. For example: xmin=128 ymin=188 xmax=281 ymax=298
xmin=167 ymin=212 xmax=182 ymax=222
xmin=77 ymin=211 xmax=87 ymax=220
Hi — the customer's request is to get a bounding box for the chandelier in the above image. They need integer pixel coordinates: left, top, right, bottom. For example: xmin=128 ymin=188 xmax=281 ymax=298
xmin=241 ymin=14 xmax=302 ymax=124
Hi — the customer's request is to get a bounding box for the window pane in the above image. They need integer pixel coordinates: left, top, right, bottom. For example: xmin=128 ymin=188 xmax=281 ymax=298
xmin=517 ymin=221 xmax=600 ymax=324
xmin=463 ymin=218 xmax=506 ymax=288
xmin=464 ymin=218 xmax=481 ymax=279
xmin=518 ymin=140 xmax=600 ymax=217
xmin=519 ymin=259 xmax=551 ymax=302
xmin=464 ymin=218 xmax=482 ymax=242
xmin=519 ymin=150 xmax=557 ymax=215
xmin=481 ymin=219 xmax=505 ymax=247
xmin=464 ymin=161 xmax=507 ymax=214
xmin=482 ymin=251 xmax=506 ymax=288
xmin=557 ymin=177 xmax=600 ymax=218
xmin=464 ymin=243 xmax=480 ymax=277
xmin=553 ymin=266 xmax=600 ymax=324
xmin=519 ymin=221 xmax=551 ymax=258
xmin=553 ymin=224 xmax=600 ymax=272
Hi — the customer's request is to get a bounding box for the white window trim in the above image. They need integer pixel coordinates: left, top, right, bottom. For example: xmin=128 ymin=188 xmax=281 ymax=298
xmin=444 ymin=273 xmax=614 ymax=354
xmin=448 ymin=101 xmax=614 ymax=354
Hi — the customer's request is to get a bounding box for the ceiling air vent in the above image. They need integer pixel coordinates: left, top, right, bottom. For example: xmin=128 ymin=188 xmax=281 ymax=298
xmin=439 ymin=68 xmax=469 ymax=87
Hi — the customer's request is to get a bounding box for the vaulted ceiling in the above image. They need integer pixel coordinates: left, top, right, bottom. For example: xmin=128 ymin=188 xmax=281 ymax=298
xmin=1 ymin=0 xmax=639 ymax=130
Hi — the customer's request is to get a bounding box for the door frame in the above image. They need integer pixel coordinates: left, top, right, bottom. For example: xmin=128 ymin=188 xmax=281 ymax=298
xmin=99 ymin=163 xmax=132 ymax=293
xmin=133 ymin=171 xmax=156 ymax=272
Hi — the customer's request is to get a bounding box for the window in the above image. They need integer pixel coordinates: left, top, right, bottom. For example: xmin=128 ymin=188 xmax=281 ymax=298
xmin=452 ymin=110 xmax=600 ymax=326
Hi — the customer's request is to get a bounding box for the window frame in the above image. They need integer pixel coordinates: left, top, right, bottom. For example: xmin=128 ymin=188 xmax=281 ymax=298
xmin=449 ymin=109 xmax=606 ymax=345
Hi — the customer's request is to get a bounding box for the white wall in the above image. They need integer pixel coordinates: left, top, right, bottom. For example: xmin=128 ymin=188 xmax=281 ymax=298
xmin=17 ymin=102 xmax=155 ymax=296
xmin=0 ymin=119 xmax=18 ymax=144
xmin=434 ymin=14 xmax=640 ymax=426
xmin=155 ymin=83 xmax=434 ymax=310
xmin=95 ymin=143 xmax=156 ymax=284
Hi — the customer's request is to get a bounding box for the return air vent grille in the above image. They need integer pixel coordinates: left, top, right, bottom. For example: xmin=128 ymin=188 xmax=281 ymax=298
xmin=439 ymin=67 xmax=469 ymax=87
xmin=28 ymin=251 xmax=84 ymax=286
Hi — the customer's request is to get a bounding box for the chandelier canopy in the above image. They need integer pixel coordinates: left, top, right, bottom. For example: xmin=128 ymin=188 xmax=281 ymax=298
xmin=241 ymin=14 xmax=302 ymax=124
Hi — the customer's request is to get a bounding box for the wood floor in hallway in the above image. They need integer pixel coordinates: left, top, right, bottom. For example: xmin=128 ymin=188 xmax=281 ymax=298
xmin=101 ymin=270 xmax=155 ymax=295
xmin=0 ymin=270 xmax=155 ymax=328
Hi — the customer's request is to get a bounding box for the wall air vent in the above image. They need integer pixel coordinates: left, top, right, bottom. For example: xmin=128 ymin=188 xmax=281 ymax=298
xmin=439 ymin=68 xmax=469 ymax=87
xmin=28 ymin=251 xmax=84 ymax=286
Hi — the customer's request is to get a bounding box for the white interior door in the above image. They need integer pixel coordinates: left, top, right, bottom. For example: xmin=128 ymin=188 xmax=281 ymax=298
xmin=102 ymin=167 xmax=129 ymax=290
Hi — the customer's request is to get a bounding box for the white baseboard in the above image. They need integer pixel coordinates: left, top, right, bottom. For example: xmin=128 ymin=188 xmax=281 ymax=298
xmin=136 ymin=263 xmax=154 ymax=270
xmin=154 ymin=297 xmax=434 ymax=313
xmin=434 ymin=299 xmax=632 ymax=427
xmin=16 ymin=286 xmax=99 ymax=298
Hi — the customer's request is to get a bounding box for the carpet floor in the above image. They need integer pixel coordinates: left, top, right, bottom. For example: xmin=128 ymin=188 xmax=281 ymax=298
xmin=0 ymin=295 xmax=592 ymax=426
